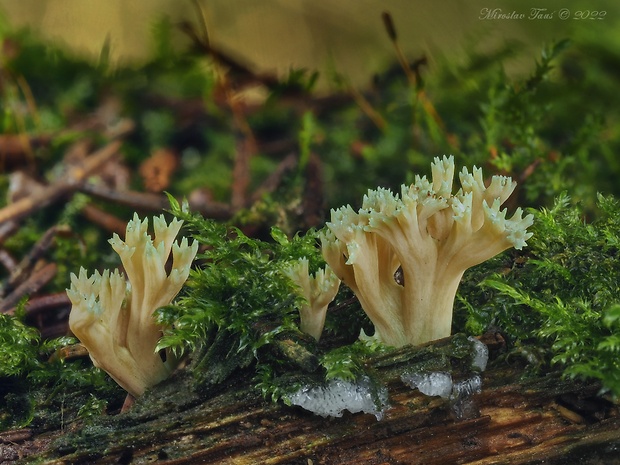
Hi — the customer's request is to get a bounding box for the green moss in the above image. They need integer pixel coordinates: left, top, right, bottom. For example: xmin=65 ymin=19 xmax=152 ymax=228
xmin=0 ymin=310 xmax=123 ymax=429
xmin=459 ymin=193 xmax=620 ymax=396
xmin=0 ymin=311 xmax=41 ymax=378
xmin=153 ymin=197 xmax=326 ymax=395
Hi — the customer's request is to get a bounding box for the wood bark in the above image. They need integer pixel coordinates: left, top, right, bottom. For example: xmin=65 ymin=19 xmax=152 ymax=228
xmin=4 ymin=334 xmax=620 ymax=465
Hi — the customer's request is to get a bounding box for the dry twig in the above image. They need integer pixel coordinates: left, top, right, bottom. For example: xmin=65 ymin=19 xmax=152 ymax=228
xmin=2 ymin=225 xmax=68 ymax=296
xmin=0 ymin=262 xmax=57 ymax=313
xmin=0 ymin=141 xmax=122 ymax=225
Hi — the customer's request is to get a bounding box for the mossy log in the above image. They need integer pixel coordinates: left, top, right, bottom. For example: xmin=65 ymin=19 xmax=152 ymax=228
xmin=6 ymin=333 xmax=620 ymax=465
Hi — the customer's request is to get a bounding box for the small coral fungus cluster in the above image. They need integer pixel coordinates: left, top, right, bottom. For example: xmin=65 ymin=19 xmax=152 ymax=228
xmin=67 ymin=214 xmax=197 ymax=397
xmin=285 ymin=257 xmax=340 ymax=341
xmin=318 ymin=155 xmax=533 ymax=347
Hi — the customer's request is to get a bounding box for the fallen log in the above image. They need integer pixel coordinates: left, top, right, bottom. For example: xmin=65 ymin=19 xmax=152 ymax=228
xmin=12 ymin=334 xmax=620 ymax=465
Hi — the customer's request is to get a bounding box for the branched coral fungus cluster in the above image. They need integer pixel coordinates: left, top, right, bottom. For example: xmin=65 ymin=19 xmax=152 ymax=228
xmin=66 ymin=156 xmax=532 ymax=399
xmin=320 ymin=155 xmax=533 ymax=347
xmin=67 ymin=214 xmax=198 ymax=396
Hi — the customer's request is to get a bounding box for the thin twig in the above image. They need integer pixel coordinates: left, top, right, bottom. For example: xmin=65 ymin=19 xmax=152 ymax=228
xmin=348 ymin=85 xmax=387 ymax=132
xmin=80 ymin=204 xmax=128 ymax=236
xmin=0 ymin=140 xmax=122 ymax=225
xmin=220 ymin=74 xmax=258 ymax=210
xmin=0 ymin=221 xmax=19 ymax=244
xmin=2 ymin=225 xmax=69 ymax=297
xmin=0 ymin=134 xmax=52 ymax=167
xmin=250 ymin=153 xmax=298 ymax=204
xmin=0 ymin=428 xmax=33 ymax=443
xmin=13 ymin=292 xmax=70 ymax=318
xmin=0 ymin=262 xmax=57 ymax=313
xmin=79 ymin=183 xmax=169 ymax=212
xmin=230 ymin=134 xmax=254 ymax=210
xmin=301 ymin=152 xmax=325 ymax=228
xmin=0 ymin=249 xmax=18 ymax=271
xmin=178 ymin=18 xmax=279 ymax=89
xmin=81 ymin=182 xmax=234 ymax=220
xmin=189 ymin=199 xmax=234 ymax=221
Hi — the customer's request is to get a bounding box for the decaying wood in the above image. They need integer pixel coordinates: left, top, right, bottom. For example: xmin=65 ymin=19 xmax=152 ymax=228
xmin=11 ymin=335 xmax=620 ymax=465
